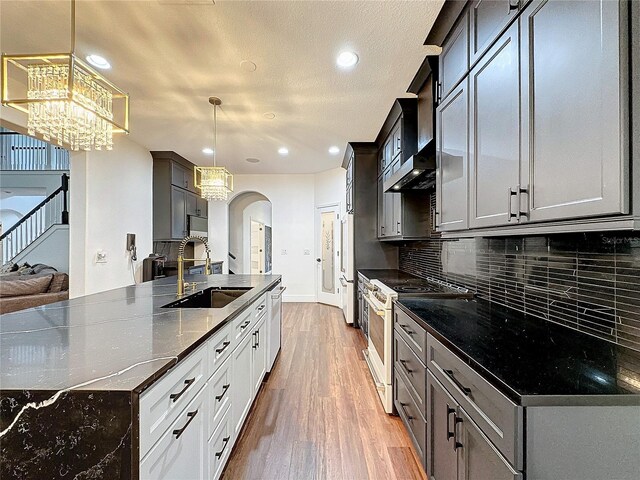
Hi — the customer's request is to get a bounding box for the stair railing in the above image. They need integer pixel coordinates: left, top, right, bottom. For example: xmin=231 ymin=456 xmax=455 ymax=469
xmin=1 ymin=174 xmax=69 ymax=264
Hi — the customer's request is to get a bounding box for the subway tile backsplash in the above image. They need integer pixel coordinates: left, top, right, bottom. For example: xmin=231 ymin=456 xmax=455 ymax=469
xmin=399 ymin=232 xmax=640 ymax=352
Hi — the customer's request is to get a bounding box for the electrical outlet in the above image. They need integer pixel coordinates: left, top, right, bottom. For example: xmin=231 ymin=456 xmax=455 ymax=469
xmin=303 ymin=249 xmax=310 ymax=255
xmin=96 ymin=250 xmax=107 ymax=263
xmin=281 ymin=249 xmax=287 ymax=255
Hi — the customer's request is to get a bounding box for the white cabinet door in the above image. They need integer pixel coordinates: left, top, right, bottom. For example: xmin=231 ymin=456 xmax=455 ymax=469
xmin=521 ymin=0 xmax=628 ymax=222
xmin=252 ymin=317 xmax=267 ymax=395
xmin=140 ymin=386 xmax=207 ymax=480
xmin=267 ymin=289 xmax=282 ymax=372
xmin=232 ymin=330 xmax=253 ymax=436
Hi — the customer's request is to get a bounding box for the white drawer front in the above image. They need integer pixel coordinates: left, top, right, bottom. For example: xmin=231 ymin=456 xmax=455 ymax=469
xmin=234 ymin=307 xmax=254 ymax=342
xmin=253 ymin=293 xmax=267 ymax=320
xmin=208 ymin=355 xmax=232 ymax=438
xmin=208 ymin=406 xmax=233 ymax=480
xmin=139 ymin=344 xmax=207 ymax=459
xmin=208 ymin=322 xmax=234 ymax=376
xmin=140 ymin=385 xmax=207 ymax=480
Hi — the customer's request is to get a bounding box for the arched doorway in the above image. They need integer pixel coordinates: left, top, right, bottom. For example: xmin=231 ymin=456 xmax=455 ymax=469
xmin=228 ymin=191 xmax=272 ymax=274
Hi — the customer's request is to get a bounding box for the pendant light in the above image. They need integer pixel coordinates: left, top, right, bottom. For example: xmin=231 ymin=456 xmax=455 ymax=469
xmin=195 ymin=97 xmax=233 ymax=201
xmin=1 ymin=0 xmax=129 ymax=151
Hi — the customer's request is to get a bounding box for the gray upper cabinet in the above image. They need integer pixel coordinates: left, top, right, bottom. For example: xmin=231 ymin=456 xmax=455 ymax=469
xmin=469 ymin=22 xmax=520 ymax=229
xmin=196 ymin=197 xmax=208 ymax=218
xmin=457 ymin=408 xmax=522 ymax=480
xmin=520 ymin=0 xmax=628 ymax=222
xmin=469 ymin=0 xmax=520 ymax=67
xmin=439 ymin=10 xmax=469 ymax=102
xmin=171 ymin=186 xmax=188 ymax=239
xmin=436 ymin=79 xmax=469 ymax=231
xmin=186 ymin=192 xmax=198 ymax=217
xmin=377 ymin=176 xmax=386 ymax=238
xmin=171 ymin=162 xmax=197 ymax=194
xmin=153 ymin=152 xmax=207 ymax=241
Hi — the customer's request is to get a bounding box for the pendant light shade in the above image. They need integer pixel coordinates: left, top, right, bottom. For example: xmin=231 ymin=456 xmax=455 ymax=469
xmin=195 ymin=97 xmax=233 ymax=202
xmin=1 ymin=0 xmax=129 ymax=151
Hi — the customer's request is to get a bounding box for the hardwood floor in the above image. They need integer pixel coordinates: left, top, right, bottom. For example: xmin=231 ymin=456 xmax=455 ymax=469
xmin=221 ymin=303 xmax=427 ymax=480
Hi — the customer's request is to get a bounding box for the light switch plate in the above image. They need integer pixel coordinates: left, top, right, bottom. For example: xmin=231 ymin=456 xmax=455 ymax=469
xmin=281 ymin=249 xmax=287 ymax=255
xmin=303 ymin=249 xmax=310 ymax=255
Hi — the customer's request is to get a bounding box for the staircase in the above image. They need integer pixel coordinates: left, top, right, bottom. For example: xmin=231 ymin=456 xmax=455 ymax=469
xmin=1 ymin=174 xmax=69 ymax=265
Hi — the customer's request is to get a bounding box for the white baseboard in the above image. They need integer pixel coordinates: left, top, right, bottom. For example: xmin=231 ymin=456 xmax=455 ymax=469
xmin=282 ymin=294 xmax=316 ymax=303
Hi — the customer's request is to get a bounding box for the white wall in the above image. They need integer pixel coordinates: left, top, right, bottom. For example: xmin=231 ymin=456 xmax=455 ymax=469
xmin=13 ymin=225 xmax=69 ymax=273
xmin=69 ymin=135 xmax=153 ymax=297
xmin=209 ymin=170 xmax=345 ymax=303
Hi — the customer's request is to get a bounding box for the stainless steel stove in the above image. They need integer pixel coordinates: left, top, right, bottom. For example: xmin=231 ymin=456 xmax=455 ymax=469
xmin=363 ymin=277 xmax=472 ymax=413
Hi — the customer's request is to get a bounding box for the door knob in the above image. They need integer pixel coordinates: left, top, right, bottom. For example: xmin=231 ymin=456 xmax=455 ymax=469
xmin=316 ymin=258 xmax=321 ymax=263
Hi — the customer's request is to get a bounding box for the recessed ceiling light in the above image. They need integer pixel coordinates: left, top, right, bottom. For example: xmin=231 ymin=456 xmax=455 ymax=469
xmin=202 ymin=147 xmax=214 ymax=155
xmin=240 ymin=60 xmax=257 ymax=72
xmin=328 ymin=146 xmax=340 ymax=155
xmin=263 ymin=112 xmax=276 ymax=120
xmin=336 ymin=51 xmax=359 ymax=68
xmin=393 ymin=185 xmax=400 ymax=190
xmin=278 ymin=147 xmax=289 ymax=156
xmin=246 ymin=157 xmax=260 ymax=164
xmin=86 ymin=54 xmax=111 ymax=70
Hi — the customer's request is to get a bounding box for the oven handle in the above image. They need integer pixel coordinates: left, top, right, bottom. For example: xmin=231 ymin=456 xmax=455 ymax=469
xmin=363 ymin=295 xmax=386 ymax=317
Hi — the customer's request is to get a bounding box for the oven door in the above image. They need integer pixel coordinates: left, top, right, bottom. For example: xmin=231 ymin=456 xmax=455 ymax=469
xmin=364 ymin=296 xmax=389 ymax=381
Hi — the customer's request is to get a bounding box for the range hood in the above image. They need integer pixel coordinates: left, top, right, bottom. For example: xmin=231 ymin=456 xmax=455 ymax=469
xmin=383 ymin=145 xmax=436 ymax=192
xmin=384 ymin=55 xmax=438 ymax=193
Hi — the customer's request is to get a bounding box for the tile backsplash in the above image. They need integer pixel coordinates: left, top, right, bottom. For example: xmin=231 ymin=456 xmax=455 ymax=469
xmin=399 ymin=232 xmax=640 ymax=353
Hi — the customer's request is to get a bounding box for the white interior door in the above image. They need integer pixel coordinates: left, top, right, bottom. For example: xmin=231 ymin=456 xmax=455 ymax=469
xmin=250 ymin=220 xmax=265 ymax=274
xmin=316 ymin=204 xmax=340 ymax=306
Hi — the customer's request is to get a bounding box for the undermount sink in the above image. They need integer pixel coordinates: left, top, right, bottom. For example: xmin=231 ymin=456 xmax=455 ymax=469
xmin=163 ymin=286 xmax=252 ymax=309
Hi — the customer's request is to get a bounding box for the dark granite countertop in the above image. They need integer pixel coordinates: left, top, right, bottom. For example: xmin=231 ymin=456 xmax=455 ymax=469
xmin=396 ymin=297 xmax=640 ymax=406
xmin=358 ymin=269 xmax=425 ymax=286
xmin=0 ymin=274 xmax=281 ymax=394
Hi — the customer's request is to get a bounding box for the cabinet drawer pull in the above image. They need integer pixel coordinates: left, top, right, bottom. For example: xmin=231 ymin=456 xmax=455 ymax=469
xmin=172 ymin=410 xmax=198 ymax=439
xmin=215 ymin=383 xmax=230 ymax=402
xmin=399 ymin=359 xmax=413 ymax=374
xmin=399 ymin=402 xmax=414 ymax=421
xmin=169 ymin=378 xmax=195 ymax=402
xmin=444 ymin=369 xmax=472 ymax=395
xmin=454 ymin=416 xmax=463 ymax=451
xmin=257 ymin=304 xmax=265 ymax=311
xmin=399 ymin=324 xmax=414 ymax=336
xmin=240 ymin=320 xmax=251 ymax=330
xmin=215 ymin=436 xmax=231 ymax=459
xmin=508 ymin=0 xmax=519 ymax=11
xmin=446 ymin=404 xmax=455 ymax=441
xmin=215 ymin=341 xmax=231 ymax=354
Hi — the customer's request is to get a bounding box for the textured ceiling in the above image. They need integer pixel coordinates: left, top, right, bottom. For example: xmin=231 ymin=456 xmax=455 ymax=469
xmin=0 ymin=0 xmax=443 ymax=174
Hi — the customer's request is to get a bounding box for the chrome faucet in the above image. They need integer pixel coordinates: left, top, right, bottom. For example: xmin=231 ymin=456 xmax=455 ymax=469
xmin=177 ymin=235 xmax=212 ymax=296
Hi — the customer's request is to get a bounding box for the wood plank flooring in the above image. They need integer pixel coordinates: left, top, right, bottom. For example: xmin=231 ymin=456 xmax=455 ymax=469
xmin=221 ymin=303 xmax=427 ymax=480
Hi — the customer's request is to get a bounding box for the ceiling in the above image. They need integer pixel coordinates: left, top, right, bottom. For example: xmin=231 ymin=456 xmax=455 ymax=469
xmin=0 ymin=0 xmax=443 ymax=174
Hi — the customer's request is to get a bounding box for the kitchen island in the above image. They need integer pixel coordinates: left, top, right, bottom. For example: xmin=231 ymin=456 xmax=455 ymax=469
xmin=0 ymin=274 xmax=282 ymax=479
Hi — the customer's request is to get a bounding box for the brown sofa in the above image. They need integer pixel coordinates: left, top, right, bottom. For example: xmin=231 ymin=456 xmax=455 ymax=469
xmin=0 ymin=271 xmax=69 ymax=314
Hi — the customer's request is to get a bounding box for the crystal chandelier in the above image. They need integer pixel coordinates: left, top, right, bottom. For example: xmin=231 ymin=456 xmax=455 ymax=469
xmin=1 ymin=0 xmax=129 ymax=151
xmin=195 ymin=97 xmax=233 ymax=201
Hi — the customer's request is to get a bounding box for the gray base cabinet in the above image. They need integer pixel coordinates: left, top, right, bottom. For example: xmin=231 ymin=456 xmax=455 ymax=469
xmin=393 ymin=310 xmax=640 ymax=480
